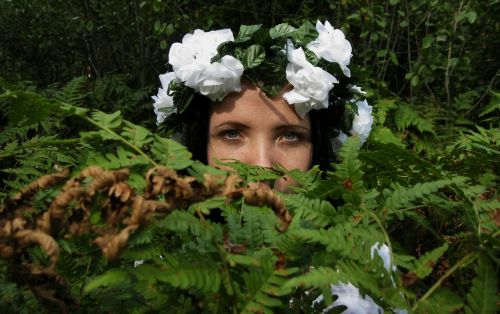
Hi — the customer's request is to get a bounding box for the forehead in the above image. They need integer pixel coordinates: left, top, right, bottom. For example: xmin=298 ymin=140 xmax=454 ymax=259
xmin=209 ymin=84 xmax=310 ymax=128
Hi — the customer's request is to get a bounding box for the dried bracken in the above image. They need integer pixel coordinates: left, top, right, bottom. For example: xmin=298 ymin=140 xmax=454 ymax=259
xmin=8 ymin=168 xmax=70 ymax=204
xmin=228 ymin=186 xmax=291 ymax=232
xmin=0 ymin=165 xmax=291 ymax=309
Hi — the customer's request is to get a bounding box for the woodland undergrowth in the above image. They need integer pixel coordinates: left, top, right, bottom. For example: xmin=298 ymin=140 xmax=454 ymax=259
xmin=0 ymin=75 xmax=498 ymax=313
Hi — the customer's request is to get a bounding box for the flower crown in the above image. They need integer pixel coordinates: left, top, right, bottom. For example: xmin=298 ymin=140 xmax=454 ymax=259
xmin=152 ymin=20 xmax=373 ymax=146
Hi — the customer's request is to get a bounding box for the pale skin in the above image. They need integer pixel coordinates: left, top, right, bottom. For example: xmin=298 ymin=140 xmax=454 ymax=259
xmin=207 ymin=82 xmax=312 ymax=192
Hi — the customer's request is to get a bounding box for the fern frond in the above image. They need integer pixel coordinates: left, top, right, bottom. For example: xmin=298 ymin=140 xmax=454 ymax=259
xmin=240 ymin=250 xmax=298 ymax=314
xmin=157 ymin=263 xmax=222 ymax=293
xmin=84 ymin=269 xmax=131 ymax=293
xmin=384 ymin=177 xmax=467 ymax=211
xmin=239 ymin=204 xmax=280 ymax=248
xmin=394 ymin=104 xmax=435 ymax=134
xmin=361 ymin=141 xmax=442 ymax=187
xmin=83 ymin=146 xmax=149 ymax=169
xmin=284 ymin=194 xmax=338 ymax=228
xmin=216 ymin=160 xmax=281 ymax=185
xmin=121 ymin=121 xmax=153 ymax=149
xmin=151 ymin=135 xmax=192 ymax=170
xmin=446 ymin=126 xmax=500 ymax=158
xmin=158 ymin=210 xmax=214 ymax=241
xmin=334 ymin=136 xmax=364 ymax=206
xmin=305 ymin=177 xmax=342 ymax=200
xmin=416 ymin=288 xmax=464 ymax=314
xmin=369 ymin=126 xmax=406 ymax=147
xmin=53 ymin=76 xmax=88 ymax=106
xmin=465 ymin=255 xmax=498 ymax=314
xmin=90 ymin=110 xmax=123 ymax=130
xmin=408 ymin=243 xmax=448 ymax=279
xmin=275 ymin=165 xmax=321 ymax=193
xmin=280 ymin=266 xmax=340 ymax=294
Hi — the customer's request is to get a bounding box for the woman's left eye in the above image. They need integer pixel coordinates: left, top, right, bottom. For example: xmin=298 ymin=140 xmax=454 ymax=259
xmin=281 ymin=131 xmax=300 ymax=142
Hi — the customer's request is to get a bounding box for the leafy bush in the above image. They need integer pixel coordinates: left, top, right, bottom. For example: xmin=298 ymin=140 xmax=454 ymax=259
xmin=0 ymin=78 xmax=498 ymax=313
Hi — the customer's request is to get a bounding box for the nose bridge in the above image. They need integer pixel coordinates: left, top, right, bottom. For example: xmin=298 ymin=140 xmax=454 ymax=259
xmin=248 ymin=134 xmax=274 ymax=168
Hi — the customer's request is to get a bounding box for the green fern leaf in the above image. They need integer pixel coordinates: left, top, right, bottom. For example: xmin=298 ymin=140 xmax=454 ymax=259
xmin=159 ymin=264 xmax=222 ymax=293
xmin=90 ymin=110 xmax=123 ymax=130
xmin=394 ymin=104 xmax=435 ymax=134
xmin=239 ymin=204 xmax=280 ymax=248
xmin=88 ymin=146 xmax=149 ymax=169
xmin=417 ymin=288 xmax=464 ymax=314
xmin=158 ymin=210 xmax=213 ymax=241
xmin=216 ymin=160 xmax=281 ymax=184
xmin=274 ymin=165 xmax=321 ymax=193
xmin=240 ymin=253 xmax=298 ymax=314
xmin=465 ymin=255 xmax=498 ymax=314
xmin=334 ymin=136 xmax=364 ymax=205
xmin=284 ymin=194 xmax=338 ymax=228
xmin=84 ymin=269 xmax=131 ymax=292
xmin=151 ymin=135 xmax=193 ymax=170
xmin=409 ymin=243 xmax=448 ymax=279
xmin=280 ymin=266 xmax=341 ymax=294
xmin=384 ymin=177 xmax=467 ymax=211
xmin=53 ymin=76 xmax=88 ymax=105
xmin=305 ymin=177 xmax=342 ymax=200
xmin=121 ymin=121 xmax=153 ymax=149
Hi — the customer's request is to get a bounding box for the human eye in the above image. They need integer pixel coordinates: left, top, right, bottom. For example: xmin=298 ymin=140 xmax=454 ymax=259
xmin=220 ymin=128 xmax=241 ymax=140
xmin=280 ymin=130 xmax=301 ymax=143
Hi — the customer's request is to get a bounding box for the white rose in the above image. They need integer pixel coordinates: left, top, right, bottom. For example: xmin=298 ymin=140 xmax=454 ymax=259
xmin=307 ymin=20 xmax=352 ymax=77
xmin=351 ymin=99 xmax=373 ymax=144
xmin=168 ymin=28 xmax=243 ymax=100
xmin=152 ymin=72 xmax=177 ymax=124
xmin=312 ymin=244 xmax=406 ymax=314
xmin=330 ymin=99 xmax=373 ymax=150
xmin=198 ymin=55 xmax=244 ymax=101
xmin=313 ymin=282 xmax=383 ymax=314
xmin=283 ymin=40 xmax=338 ymax=118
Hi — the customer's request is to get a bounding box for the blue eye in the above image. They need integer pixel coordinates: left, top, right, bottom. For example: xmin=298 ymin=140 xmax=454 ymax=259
xmin=282 ymin=131 xmax=299 ymax=141
xmin=224 ymin=129 xmax=240 ymax=139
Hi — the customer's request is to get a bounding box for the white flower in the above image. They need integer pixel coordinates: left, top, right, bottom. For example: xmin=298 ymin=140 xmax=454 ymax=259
xmin=152 ymin=72 xmax=178 ymax=124
xmin=197 ymin=55 xmax=244 ymax=101
xmin=168 ymin=28 xmax=243 ymax=101
xmin=370 ymin=242 xmax=397 ymax=273
xmin=311 ymin=243 xmax=407 ymax=313
xmin=133 ymin=260 xmax=144 ymax=268
xmin=313 ymin=282 xmax=383 ymax=314
xmin=351 ymin=99 xmax=373 ymax=144
xmin=330 ymin=99 xmax=372 ymax=150
xmin=283 ymin=40 xmax=338 ymax=118
xmin=307 ymin=20 xmax=352 ymax=77
xmin=349 ymin=84 xmax=367 ymax=95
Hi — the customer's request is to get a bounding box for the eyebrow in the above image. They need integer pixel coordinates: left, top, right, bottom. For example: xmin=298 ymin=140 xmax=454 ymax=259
xmin=274 ymin=124 xmax=311 ymax=132
xmin=211 ymin=121 xmax=311 ymax=132
xmin=211 ymin=121 xmax=250 ymax=131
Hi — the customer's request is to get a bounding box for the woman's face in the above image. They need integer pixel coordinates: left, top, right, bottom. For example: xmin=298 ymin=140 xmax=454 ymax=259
xmin=207 ymin=83 xmax=312 ymax=192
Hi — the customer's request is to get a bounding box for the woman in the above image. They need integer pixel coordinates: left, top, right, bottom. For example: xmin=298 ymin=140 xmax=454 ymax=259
xmin=152 ymin=21 xmax=373 ymax=192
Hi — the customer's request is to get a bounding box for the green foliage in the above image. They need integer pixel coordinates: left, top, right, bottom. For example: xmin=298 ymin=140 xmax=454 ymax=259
xmin=408 ymin=243 xmax=448 ymax=279
xmin=1 ymin=77 xmax=498 ymax=313
xmin=0 ymin=0 xmax=498 ymax=312
xmin=334 ymin=136 xmax=364 ymax=205
xmin=465 ymin=255 xmax=498 ymax=314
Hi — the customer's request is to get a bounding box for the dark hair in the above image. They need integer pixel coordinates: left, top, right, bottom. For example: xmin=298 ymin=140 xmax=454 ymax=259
xmin=181 ymin=94 xmax=342 ymax=171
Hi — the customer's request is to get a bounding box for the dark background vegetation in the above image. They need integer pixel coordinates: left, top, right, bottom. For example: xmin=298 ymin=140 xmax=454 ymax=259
xmin=1 ymin=0 xmax=498 ymax=126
